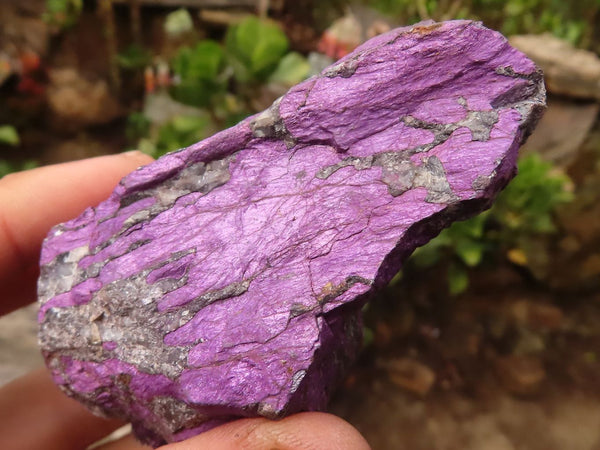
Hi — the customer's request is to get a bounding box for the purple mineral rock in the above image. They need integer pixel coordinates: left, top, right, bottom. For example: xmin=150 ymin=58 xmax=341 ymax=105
xmin=38 ymin=21 xmax=545 ymax=446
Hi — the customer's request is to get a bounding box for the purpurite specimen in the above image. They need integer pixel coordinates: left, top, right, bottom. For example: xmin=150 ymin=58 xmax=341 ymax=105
xmin=38 ymin=21 xmax=545 ymax=446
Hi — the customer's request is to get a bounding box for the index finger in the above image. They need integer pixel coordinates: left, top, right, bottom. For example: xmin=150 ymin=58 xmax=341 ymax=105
xmin=0 ymin=151 xmax=153 ymax=316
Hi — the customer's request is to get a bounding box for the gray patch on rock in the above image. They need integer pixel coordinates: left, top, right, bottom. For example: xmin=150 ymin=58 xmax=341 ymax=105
xmin=493 ymin=66 xmax=546 ymax=131
xmin=402 ymin=109 xmax=499 ymax=148
xmin=93 ymin=158 xmax=233 ymax=254
xmin=315 ymin=155 xmax=374 ymax=179
xmin=149 ymin=396 xmax=209 ymax=434
xmin=39 ymin=155 xmax=234 ymax=304
xmin=401 ymin=116 xmax=457 ymax=154
xmin=250 ymin=97 xmax=297 ymax=148
xmin=118 ymin=158 xmax=232 ymax=212
xmin=39 ymin=250 xmax=202 ymax=379
xmin=376 ymin=153 xmax=458 ymax=203
xmin=290 ymin=369 xmax=307 ymax=393
xmin=413 ymin=156 xmax=459 ymax=203
xmin=257 ymin=401 xmax=279 ymax=419
xmin=289 ymin=303 xmax=313 ymax=320
xmin=316 ymin=152 xmax=458 ymax=204
xmin=459 ymin=110 xmax=499 ymax=141
xmin=40 ymin=254 xmax=254 ymax=379
xmin=323 ymin=57 xmax=359 ymax=78
xmin=472 ymin=171 xmax=496 ymax=191
xmin=319 ymin=275 xmax=373 ymax=304
xmin=186 ymin=279 xmax=251 ymax=312
xmin=38 ymin=245 xmax=91 ymax=302
xmin=494 ymin=68 xmax=546 ymax=143
xmin=375 ymin=153 xmax=417 ymax=196
xmin=495 ymin=65 xmax=528 ymax=79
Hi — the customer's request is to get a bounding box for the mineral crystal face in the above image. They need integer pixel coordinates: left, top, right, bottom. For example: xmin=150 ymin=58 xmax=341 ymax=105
xmin=38 ymin=21 xmax=545 ymax=447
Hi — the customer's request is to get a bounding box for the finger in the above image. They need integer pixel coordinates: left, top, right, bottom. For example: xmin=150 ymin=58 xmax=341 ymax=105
xmin=0 ymin=368 xmax=126 ymax=450
xmin=0 ymin=151 xmax=153 ymax=316
xmin=160 ymin=412 xmax=371 ymax=450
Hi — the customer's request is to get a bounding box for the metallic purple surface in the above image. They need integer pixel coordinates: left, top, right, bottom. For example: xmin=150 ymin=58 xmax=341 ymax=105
xmin=38 ymin=21 xmax=545 ymax=446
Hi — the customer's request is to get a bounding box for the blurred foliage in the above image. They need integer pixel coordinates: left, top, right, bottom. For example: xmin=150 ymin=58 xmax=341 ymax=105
xmin=0 ymin=126 xmax=34 ymax=179
xmin=493 ymin=153 xmax=573 ymax=234
xmin=410 ymin=154 xmax=574 ymax=294
xmin=0 ymin=160 xmax=37 ymax=179
xmin=170 ymin=40 xmax=228 ymax=108
xmin=43 ymin=0 xmax=82 ymax=30
xmin=126 ymin=112 xmax=152 ymax=143
xmin=117 ymin=44 xmax=153 ymax=70
xmin=164 ymin=8 xmax=194 ymax=38
xmin=268 ymin=52 xmax=311 ymax=85
xmin=169 ymin=17 xmax=306 ymax=110
xmin=364 ymin=0 xmax=600 ymax=48
xmin=0 ymin=125 xmax=20 ymax=147
xmin=137 ymin=115 xmax=213 ymax=158
xmin=225 ymin=17 xmax=289 ymax=83
xmin=134 ymin=17 xmax=310 ymax=158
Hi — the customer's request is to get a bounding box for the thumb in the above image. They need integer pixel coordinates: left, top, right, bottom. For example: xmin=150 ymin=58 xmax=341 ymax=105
xmin=161 ymin=412 xmax=371 ymax=450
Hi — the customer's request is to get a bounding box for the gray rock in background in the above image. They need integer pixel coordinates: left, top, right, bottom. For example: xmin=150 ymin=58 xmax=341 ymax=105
xmin=510 ymin=34 xmax=600 ymax=101
xmin=521 ymin=97 xmax=599 ymax=166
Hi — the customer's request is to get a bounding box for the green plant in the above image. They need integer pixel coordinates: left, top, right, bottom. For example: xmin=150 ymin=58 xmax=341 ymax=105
xmin=43 ymin=0 xmax=82 ymax=30
xmin=0 ymin=160 xmax=37 ymax=179
xmin=365 ymin=0 xmax=600 ymax=49
xmin=493 ymin=153 xmax=573 ymax=235
xmin=164 ymin=8 xmax=194 ymax=38
xmin=474 ymin=0 xmax=591 ymax=45
xmin=0 ymin=125 xmax=20 ymax=147
xmin=135 ymin=16 xmax=310 ymax=157
xmin=408 ymin=154 xmax=573 ymax=294
xmin=225 ymin=17 xmax=289 ymax=83
xmin=117 ymin=44 xmax=152 ymax=70
xmin=170 ymin=40 xmax=227 ymax=108
xmin=170 ymin=16 xmax=292 ymax=109
xmin=268 ymin=52 xmax=311 ymax=86
xmin=126 ymin=112 xmax=151 ymax=143
xmin=138 ymin=115 xmax=213 ymax=159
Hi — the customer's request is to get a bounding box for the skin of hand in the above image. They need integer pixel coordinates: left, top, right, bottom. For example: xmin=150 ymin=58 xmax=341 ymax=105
xmin=0 ymin=152 xmax=371 ymax=450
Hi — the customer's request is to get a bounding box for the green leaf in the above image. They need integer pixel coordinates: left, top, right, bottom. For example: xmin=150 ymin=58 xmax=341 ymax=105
xmin=0 ymin=159 xmax=37 ymax=178
xmin=411 ymin=239 xmax=444 ymax=268
xmin=493 ymin=153 xmax=573 ymax=235
xmin=43 ymin=0 xmax=82 ymax=28
xmin=151 ymin=114 xmax=213 ymax=158
xmin=0 ymin=125 xmax=20 ymax=146
xmin=172 ymin=41 xmax=225 ymax=82
xmin=171 ymin=41 xmax=227 ymax=107
xmin=126 ymin=112 xmax=151 ymax=142
xmin=448 ymin=263 xmax=469 ymax=296
xmin=388 ymin=270 xmax=404 ymax=286
xmin=455 ymin=240 xmax=485 ymax=267
xmin=45 ymin=0 xmax=82 ymax=14
xmin=0 ymin=160 xmax=11 ymax=178
xmin=164 ymin=8 xmax=194 ymax=38
xmin=362 ymin=326 xmax=374 ymax=348
xmin=225 ymin=17 xmax=288 ymax=82
xmin=268 ymin=52 xmax=311 ymax=85
xmin=117 ymin=44 xmax=152 ymax=70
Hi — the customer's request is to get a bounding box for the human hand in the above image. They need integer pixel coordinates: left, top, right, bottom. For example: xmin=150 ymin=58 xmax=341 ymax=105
xmin=0 ymin=152 xmax=370 ymax=450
